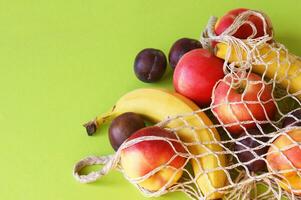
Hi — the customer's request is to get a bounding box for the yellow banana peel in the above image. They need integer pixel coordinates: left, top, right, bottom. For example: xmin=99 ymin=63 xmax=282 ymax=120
xmin=85 ymin=88 xmax=227 ymax=199
xmin=215 ymin=42 xmax=301 ymax=99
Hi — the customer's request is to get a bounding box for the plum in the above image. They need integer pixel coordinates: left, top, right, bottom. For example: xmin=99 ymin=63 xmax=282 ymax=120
xmin=134 ymin=48 xmax=167 ymax=83
xmin=168 ymin=38 xmax=202 ymax=69
xmin=234 ymin=128 xmax=269 ymax=172
xmin=282 ymin=109 xmax=301 ymax=128
xmin=109 ymin=112 xmax=145 ymax=151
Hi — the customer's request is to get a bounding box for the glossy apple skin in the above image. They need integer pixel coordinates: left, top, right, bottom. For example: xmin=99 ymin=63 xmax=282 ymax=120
xmin=212 ymin=73 xmax=276 ymax=134
xmin=120 ymin=126 xmax=186 ymax=191
xmin=173 ymin=48 xmax=224 ymax=107
xmin=267 ymin=129 xmax=301 ymax=195
xmin=215 ymin=8 xmax=273 ymax=39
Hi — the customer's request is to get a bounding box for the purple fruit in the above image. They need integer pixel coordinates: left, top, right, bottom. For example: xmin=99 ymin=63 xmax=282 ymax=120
xmin=168 ymin=38 xmax=202 ymax=69
xmin=282 ymin=109 xmax=301 ymax=128
xmin=234 ymin=128 xmax=269 ymax=172
xmin=134 ymin=48 xmax=167 ymax=83
xmin=109 ymin=112 xmax=145 ymax=151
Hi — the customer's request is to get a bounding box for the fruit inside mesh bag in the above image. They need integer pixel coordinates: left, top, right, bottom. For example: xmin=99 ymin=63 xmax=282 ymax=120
xmin=73 ymin=8 xmax=301 ymax=200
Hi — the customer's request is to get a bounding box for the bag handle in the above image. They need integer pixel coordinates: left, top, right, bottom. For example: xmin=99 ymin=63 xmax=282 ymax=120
xmin=73 ymin=154 xmax=117 ymax=183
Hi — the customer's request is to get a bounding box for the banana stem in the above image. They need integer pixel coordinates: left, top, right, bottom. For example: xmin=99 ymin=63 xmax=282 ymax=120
xmin=83 ymin=110 xmax=116 ymax=136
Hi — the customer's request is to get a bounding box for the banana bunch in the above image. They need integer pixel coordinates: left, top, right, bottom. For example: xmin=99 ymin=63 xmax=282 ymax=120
xmin=215 ymin=42 xmax=301 ymax=100
xmin=85 ymin=88 xmax=227 ymax=199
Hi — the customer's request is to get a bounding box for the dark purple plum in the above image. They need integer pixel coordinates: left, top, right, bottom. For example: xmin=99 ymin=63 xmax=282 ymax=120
xmin=282 ymin=109 xmax=301 ymax=128
xmin=109 ymin=112 xmax=145 ymax=151
xmin=134 ymin=48 xmax=167 ymax=83
xmin=168 ymin=38 xmax=202 ymax=69
xmin=234 ymin=128 xmax=269 ymax=172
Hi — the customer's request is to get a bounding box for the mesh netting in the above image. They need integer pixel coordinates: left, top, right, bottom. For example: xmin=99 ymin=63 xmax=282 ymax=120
xmin=73 ymin=10 xmax=301 ymax=200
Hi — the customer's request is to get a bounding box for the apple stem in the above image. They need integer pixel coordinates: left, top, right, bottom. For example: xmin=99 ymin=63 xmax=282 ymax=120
xmin=236 ymin=87 xmax=245 ymax=94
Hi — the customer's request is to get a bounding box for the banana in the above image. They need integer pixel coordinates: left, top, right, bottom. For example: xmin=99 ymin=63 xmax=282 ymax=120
xmin=84 ymin=88 xmax=227 ymax=199
xmin=215 ymin=42 xmax=301 ymax=99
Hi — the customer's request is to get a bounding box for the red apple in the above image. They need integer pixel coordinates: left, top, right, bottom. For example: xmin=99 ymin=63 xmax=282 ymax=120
xmin=212 ymin=72 xmax=276 ymax=134
xmin=267 ymin=129 xmax=301 ymax=195
xmin=120 ymin=126 xmax=187 ymax=191
xmin=173 ymin=48 xmax=224 ymax=107
xmin=215 ymin=8 xmax=273 ymax=39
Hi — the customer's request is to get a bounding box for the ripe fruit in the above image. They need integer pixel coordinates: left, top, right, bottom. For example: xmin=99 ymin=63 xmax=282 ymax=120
xmin=173 ymin=48 xmax=224 ymax=107
xmin=108 ymin=112 xmax=145 ymax=151
xmin=282 ymin=109 xmax=301 ymax=128
xmin=120 ymin=126 xmax=186 ymax=191
xmin=134 ymin=48 xmax=167 ymax=83
xmin=215 ymin=42 xmax=301 ymax=100
xmin=84 ymin=88 xmax=227 ymax=199
xmin=212 ymin=72 xmax=276 ymax=134
xmin=234 ymin=128 xmax=269 ymax=172
xmin=168 ymin=38 xmax=202 ymax=69
xmin=267 ymin=128 xmax=301 ymax=194
xmin=215 ymin=8 xmax=273 ymax=39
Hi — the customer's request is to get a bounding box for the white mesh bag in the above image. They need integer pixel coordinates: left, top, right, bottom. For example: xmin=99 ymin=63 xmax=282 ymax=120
xmin=73 ymin=10 xmax=301 ymax=200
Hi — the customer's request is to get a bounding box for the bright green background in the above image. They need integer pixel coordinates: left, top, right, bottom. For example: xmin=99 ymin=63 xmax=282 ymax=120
xmin=1 ymin=0 xmax=301 ymax=199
